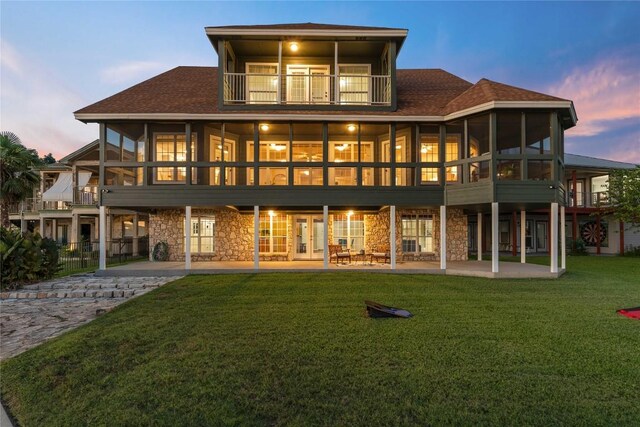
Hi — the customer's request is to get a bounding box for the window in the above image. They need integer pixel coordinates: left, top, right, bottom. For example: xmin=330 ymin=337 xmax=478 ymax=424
xmin=259 ymin=213 xmax=287 ymax=253
xmin=154 ymin=133 xmax=196 ymax=183
xmin=445 ymin=136 xmax=460 ymax=182
xmin=468 ymin=115 xmax=490 ymax=157
xmin=185 ymin=216 xmax=215 ymax=254
xmin=525 ymin=113 xmax=551 ymax=154
xmin=333 ymin=214 xmax=365 ymax=251
xmin=499 ymin=220 xmax=510 ymax=248
xmin=402 ymin=215 xmax=433 ymax=253
xmin=338 ymin=65 xmax=370 ymax=104
xmin=497 ymin=112 xmax=522 ymax=154
xmin=497 ymin=160 xmax=521 ymax=180
xmin=246 ymin=63 xmax=278 ymax=104
xmin=527 ymin=160 xmax=552 ymax=180
xmin=420 ymin=134 xmax=439 ymax=163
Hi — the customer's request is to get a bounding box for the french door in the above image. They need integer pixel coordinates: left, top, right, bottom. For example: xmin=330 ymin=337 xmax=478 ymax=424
xmin=294 ymin=215 xmax=325 ymax=260
xmin=286 ymin=65 xmax=330 ymax=104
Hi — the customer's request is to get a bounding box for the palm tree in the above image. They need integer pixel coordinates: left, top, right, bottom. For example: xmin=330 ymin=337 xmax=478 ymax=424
xmin=0 ymin=132 xmax=42 ymax=228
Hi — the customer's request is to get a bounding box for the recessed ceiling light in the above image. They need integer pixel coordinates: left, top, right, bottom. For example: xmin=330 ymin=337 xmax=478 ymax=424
xmin=289 ymin=42 xmax=299 ymax=52
xmin=260 ymin=124 xmax=270 ymax=131
xmin=347 ymin=124 xmax=356 ymax=132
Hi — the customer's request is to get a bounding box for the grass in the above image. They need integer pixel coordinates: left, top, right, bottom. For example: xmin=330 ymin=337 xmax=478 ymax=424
xmin=2 ymin=257 xmax=639 ymax=426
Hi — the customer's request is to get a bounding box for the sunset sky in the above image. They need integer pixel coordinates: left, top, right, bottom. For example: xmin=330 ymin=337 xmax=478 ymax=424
xmin=1 ymin=1 xmax=639 ymax=162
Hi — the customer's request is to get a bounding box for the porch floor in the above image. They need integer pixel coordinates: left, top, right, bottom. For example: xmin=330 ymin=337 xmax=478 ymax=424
xmin=98 ymin=260 xmax=564 ymax=279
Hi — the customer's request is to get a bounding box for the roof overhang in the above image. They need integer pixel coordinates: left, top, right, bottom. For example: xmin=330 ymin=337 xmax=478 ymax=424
xmin=205 ymin=28 xmax=409 ymax=54
xmin=74 ymin=101 xmax=577 ymax=125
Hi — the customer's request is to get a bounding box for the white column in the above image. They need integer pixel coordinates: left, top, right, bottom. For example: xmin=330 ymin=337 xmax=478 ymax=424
xmin=39 ymin=217 xmax=45 ymax=237
xmin=390 ymin=206 xmax=396 ymax=269
xmin=132 ymin=213 xmax=139 ymax=256
xmin=52 ymin=219 xmax=58 ymax=241
xmin=253 ymin=206 xmax=260 ymax=270
xmin=440 ymin=205 xmax=446 ymax=270
xmin=20 ymin=217 xmax=27 ymax=234
xmin=520 ymin=210 xmax=526 ymax=264
xmin=185 ymin=206 xmax=191 ymax=270
xmin=99 ymin=206 xmax=106 ymax=270
xmin=561 ymin=205 xmax=566 ymax=270
xmin=550 ymin=202 xmax=558 ymax=273
xmin=323 ymin=206 xmax=329 ymax=269
xmin=477 ymin=212 xmax=483 ymax=261
xmin=71 ymin=214 xmax=79 ymax=244
xmin=491 ymin=202 xmax=499 ymax=273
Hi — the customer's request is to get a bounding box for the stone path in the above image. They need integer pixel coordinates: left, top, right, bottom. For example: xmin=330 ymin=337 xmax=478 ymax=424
xmin=0 ymin=275 xmax=179 ymax=360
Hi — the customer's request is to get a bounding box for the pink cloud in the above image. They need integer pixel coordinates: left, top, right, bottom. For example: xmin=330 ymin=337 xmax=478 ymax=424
xmin=0 ymin=39 xmax=97 ymax=159
xmin=549 ymin=55 xmax=640 ymax=137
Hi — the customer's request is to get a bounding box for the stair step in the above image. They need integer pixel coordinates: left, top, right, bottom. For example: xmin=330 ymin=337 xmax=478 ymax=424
xmin=0 ymin=288 xmax=154 ymax=300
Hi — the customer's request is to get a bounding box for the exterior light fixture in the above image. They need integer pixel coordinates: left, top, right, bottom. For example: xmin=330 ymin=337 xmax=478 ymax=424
xmin=347 ymin=210 xmax=354 ymax=216
xmin=268 ymin=210 xmax=276 ymax=217
xmin=260 ymin=124 xmax=270 ymax=131
xmin=347 ymin=124 xmax=356 ymax=132
xmin=289 ymin=42 xmax=299 ymax=52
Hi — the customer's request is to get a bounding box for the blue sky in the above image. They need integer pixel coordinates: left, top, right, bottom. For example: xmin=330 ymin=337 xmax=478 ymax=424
xmin=1 ymin=1 xmax=639 ymax=162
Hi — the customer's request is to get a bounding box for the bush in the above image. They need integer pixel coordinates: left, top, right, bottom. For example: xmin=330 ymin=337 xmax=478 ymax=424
xmin=0 ymin=227 xmax=61 ymax=290
xmin=567 ymin=237 xmax=589 ymax=256
xmin=622 ymin=244 xmax=640 ymax=257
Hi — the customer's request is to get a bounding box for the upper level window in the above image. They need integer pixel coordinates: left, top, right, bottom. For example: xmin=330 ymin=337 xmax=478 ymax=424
xmin=246 ymin=63 xmax=278 ymax=104
xmin=468 ymin=115 xmax=490 ymax=157
xmin=339 ymin=65 xmax=370 ymax=105
xmin=154 ymin=133 xmax=195 ymax=183
xmin=525 ymin=113 xmax=551 ymax=154
xmin=497 ymin=112 xmax=522 ymax=154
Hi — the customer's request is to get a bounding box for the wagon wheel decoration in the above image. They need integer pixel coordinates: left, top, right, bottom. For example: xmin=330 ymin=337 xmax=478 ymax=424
xmin=580 ymin=221 xmax=607 ymax=246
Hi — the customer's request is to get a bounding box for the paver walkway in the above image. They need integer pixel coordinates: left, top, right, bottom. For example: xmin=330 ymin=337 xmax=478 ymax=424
xmin=0 ymin=275 xmax=179 ymax=360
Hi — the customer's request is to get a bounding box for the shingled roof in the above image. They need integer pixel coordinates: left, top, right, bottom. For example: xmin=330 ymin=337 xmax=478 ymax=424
xmin=74 ymin=67 xmax=571 ymax=119
xmin=444 ymin=78 xmax=567 ymax=115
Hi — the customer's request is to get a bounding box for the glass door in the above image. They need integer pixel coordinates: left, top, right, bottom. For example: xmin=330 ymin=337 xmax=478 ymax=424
xmin=286 ymin=65 xmax=330 ymax=104
xmin=294 ymin=215 xmax=324 ymax=260
xmin=536 ymin=221 xmax=548 ymax=252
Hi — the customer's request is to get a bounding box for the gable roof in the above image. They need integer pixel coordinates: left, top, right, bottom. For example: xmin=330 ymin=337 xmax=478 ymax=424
xmin=74 ymin=67 xmax=574 ymax=122
xmin=444 ymin=78 xmax=568 ymax=115
xmin=564 ymin=153 xmax=638 ymax=170
xmin=58 ymin=139 xmax=99 ymax=163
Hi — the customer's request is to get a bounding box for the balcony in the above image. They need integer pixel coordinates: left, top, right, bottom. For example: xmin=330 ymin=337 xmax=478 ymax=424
xmin=223 ymin=72 xmax=391 ymax=106
xmin=567 ymin=191 xmax=610 ymax=208
xmin=8 ymin=186 xmax=99 ymax=214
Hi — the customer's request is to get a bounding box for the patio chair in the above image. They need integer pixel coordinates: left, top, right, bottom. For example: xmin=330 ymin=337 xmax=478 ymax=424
xmin=370 ymin=244 xmax=390 ymax=264
xmin=329 ymin=244 xmax=351 ymax=264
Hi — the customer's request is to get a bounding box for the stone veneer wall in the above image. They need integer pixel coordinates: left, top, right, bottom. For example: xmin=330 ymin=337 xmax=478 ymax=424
xmin=149 ymin=207 xmax=468 ymax=262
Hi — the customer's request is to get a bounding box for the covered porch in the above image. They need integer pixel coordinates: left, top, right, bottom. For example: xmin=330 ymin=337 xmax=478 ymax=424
xmin=98 ymin=259 xmax=563 ymax=279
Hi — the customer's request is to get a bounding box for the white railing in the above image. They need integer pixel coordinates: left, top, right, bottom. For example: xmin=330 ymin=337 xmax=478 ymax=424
xmin=223 ymin=73 xmax=391 ymax=106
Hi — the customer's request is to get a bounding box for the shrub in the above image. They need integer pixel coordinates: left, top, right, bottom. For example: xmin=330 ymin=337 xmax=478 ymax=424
xmin=622 ymin=244 xmax=640 ymax=257
xmin=0 ymin=227 xmax=61 ymax=290
xmin=567 ymin=237 xmax=589 ymax=256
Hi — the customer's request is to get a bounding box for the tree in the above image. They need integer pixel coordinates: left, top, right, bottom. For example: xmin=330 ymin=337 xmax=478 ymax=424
xmin=0 ymin=132 xmax=42 ymax=228
xmin=41 ymin=153 xmax=56 ymax=164
xmin=606 ymin=167 xmax=640 ymax=226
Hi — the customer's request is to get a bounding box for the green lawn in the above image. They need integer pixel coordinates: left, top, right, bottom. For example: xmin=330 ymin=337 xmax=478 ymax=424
xmin=2 ymin=257 xmax=639 ymax=426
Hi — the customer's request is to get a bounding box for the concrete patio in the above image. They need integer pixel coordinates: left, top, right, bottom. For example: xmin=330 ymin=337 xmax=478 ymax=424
xmin=98 ymin=259 xmax=565 ymax=279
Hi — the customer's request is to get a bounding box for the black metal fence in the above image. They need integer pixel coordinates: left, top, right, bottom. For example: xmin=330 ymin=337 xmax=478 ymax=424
xmin=57 ymin=237 xmax=149 ymax=274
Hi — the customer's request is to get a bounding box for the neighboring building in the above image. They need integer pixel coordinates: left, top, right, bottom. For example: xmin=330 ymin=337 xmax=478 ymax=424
xmin=73 ymin=22 xmax=585 ymax=273
xmin=8 ymin=141 xmax=149 ymax=256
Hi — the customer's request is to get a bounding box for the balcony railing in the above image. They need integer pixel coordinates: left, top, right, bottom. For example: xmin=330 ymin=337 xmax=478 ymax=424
xmin=223 ymin=73 xmax=391 ymax=106
xmin=8 ymin=186 xmax=99 ymax=214
xmin=567 ymin=191 xmax=610 ymax=208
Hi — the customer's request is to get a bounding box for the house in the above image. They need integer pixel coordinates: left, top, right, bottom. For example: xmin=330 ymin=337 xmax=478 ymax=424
xmin=71 ymin=22 xmax=587 ymax=275
xmin=8 ymin=141 xmax=149 ymax=257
